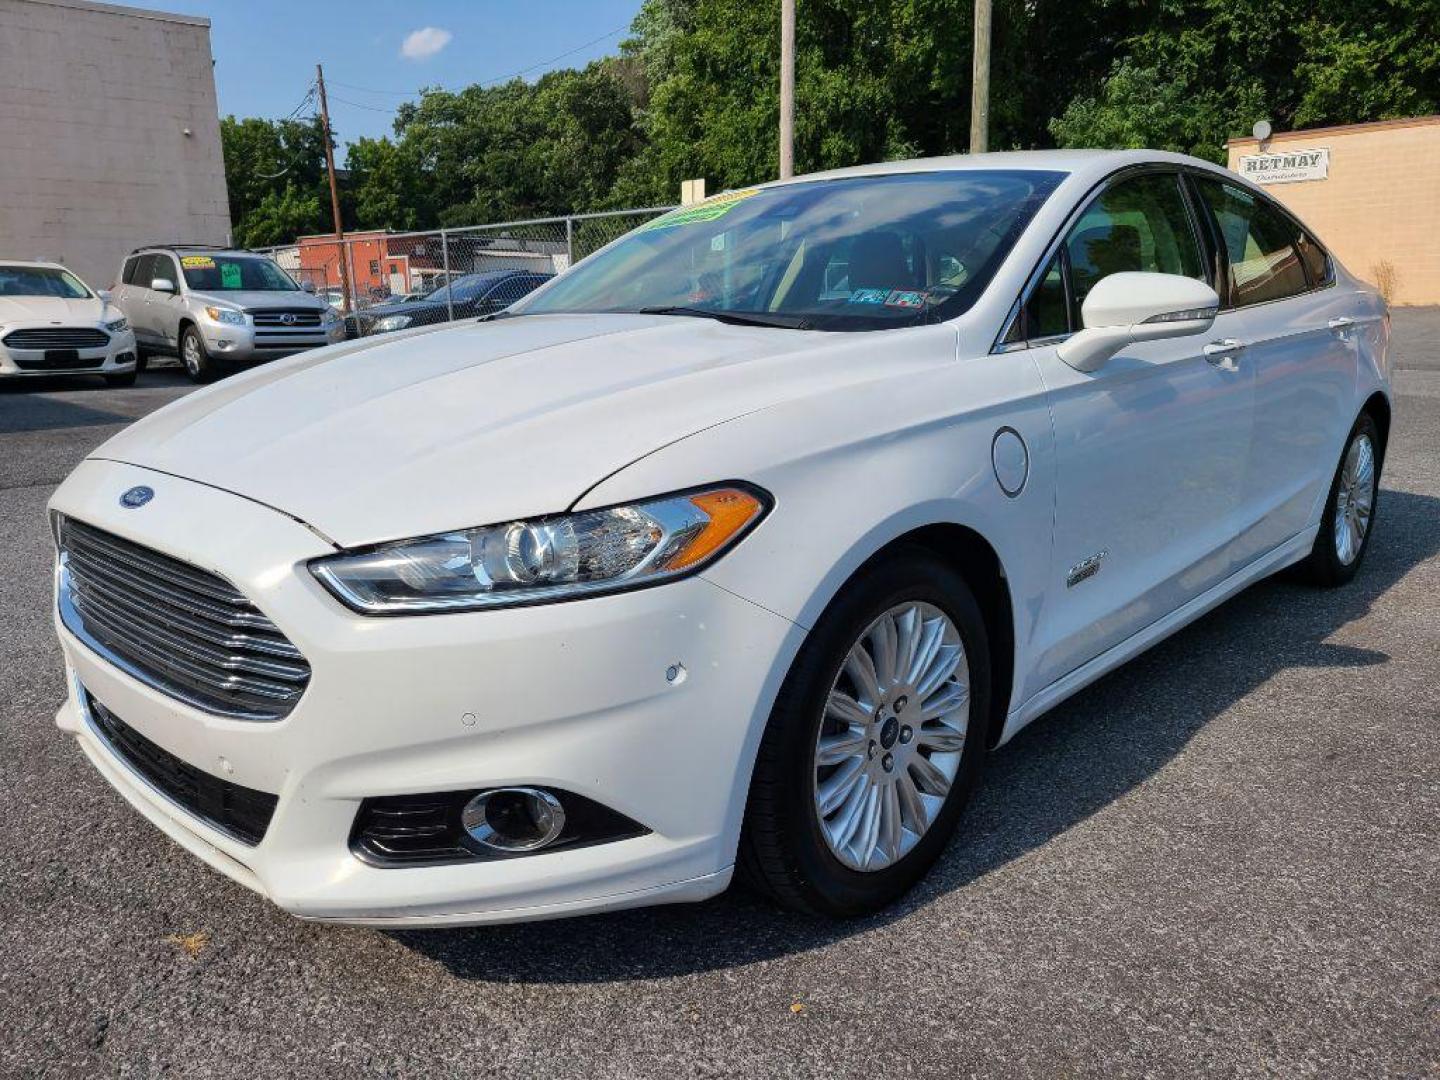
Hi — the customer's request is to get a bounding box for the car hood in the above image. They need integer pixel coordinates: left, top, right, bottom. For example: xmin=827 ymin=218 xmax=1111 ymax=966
xmin=92 ymin=313 xmax=941 ymax=547
xmin=188 ymin=290 xmax=327 ymax=312
xmin=357 ymin=298 xmax=429 ymax=320
xmin=0 ymin=294 xmax=107 ymax=324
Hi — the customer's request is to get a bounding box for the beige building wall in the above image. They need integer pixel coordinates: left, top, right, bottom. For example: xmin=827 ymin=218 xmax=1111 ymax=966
xmin=0 ymin=0 xmax=230 ymax=288
xmin=1227 ymin=116 xmax=1440 ymax=306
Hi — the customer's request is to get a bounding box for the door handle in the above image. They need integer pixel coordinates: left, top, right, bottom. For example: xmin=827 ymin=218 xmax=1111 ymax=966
xmin=1203 ymin=339 xmax=1246 ymax=368
xmin=1328 ymin=316 xmax=1356 ymax=333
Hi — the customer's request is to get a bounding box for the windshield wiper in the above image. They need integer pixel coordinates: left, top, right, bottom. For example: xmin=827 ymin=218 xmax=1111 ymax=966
xmin=637 ymin=306 xmax=813 ymax=330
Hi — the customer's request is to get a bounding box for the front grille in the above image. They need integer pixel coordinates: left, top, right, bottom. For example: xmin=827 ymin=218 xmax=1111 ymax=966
xmin=57 ymin=516 xmax=310 ymax=721
xmin=85 ymin=690 xmax=278 ymax=845
xmin=249 ymin=308 xmax=322 ymax=328
xmin=3 ymin=327 xmax=109 ymax=349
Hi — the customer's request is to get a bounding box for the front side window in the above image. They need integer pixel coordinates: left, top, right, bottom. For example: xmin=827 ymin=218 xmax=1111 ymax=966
xmin=0 ymin=264 xmax=92 ymax=299
xmin=516 ymin=170 xmax=1065 ymax=331
xmin=1064 ymin=173 xmax=1205 ymax=309
xmin=179 ymin=254 xmax=299 ymax=292
xmin=1193 ymin=179 xmax=1308 ymax=307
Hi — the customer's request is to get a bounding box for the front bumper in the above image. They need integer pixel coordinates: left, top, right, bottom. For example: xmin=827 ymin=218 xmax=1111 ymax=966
xmin=0 ymin=329 xmax=137 ymax=377
xmin=49 ymin=459 xmax=800 ymax=925
xmin=199 ymin=319 xmax=345 ymax=362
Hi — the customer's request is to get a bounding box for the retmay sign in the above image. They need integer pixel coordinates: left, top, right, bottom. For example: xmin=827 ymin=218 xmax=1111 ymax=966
xmin=1237 ymin=148 xmax=1329 ymax=185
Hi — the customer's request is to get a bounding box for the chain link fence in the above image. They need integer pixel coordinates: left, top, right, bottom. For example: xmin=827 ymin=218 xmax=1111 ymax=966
xmin=256 ymin=207 xmax=673 ymax=339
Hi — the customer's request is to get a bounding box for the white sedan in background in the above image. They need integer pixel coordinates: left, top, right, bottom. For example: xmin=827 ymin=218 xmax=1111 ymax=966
xmin=0 ymin=262 xmax=138 ymax=385
xmin=48 ymin=150 xmax=1389 ymax=925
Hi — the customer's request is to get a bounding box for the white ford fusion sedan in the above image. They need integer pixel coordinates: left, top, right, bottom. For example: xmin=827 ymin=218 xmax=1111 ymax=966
xmin=49 ymin=150 xmax=1391 ymax=925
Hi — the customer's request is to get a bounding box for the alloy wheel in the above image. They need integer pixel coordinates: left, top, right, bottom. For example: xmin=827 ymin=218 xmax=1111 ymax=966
xmin=1333 ymin=433 xmax=1376 ymax=565
xmin=812 ymin=601 xmax=969 ymax=872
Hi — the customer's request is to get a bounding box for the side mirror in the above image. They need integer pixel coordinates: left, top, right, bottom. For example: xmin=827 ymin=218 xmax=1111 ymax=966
xmin=301 ymin=281 xmax=316 ymax=293
xmin=1057 ymin=272 xmax=1219 ymax=373
xmin=150 ymin=277 xmax=177 ymax=295
xmin=97 ymin=289 xmax=113 ymax=302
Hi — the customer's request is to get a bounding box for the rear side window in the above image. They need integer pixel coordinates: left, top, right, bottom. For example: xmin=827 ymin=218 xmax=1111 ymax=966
xmin=1193 ymin=179 xmax=1308 ymax=306
xmin=121 ymin=256 xmax=141 ymax=285
xmin=1063 ymin=173 xmax=1205 ymax=309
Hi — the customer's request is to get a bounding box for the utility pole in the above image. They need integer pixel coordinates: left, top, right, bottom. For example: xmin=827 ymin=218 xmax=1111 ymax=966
xmin=969 ymin=0 xmax=991 ymax=154
xmin=315 ymin=64 xmax=352 ymax=313
xmin=779 ymin=0 xmax=795 ymax=179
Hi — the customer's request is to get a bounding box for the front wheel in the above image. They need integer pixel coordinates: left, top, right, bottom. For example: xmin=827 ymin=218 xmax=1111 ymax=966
xmin=179 ymin=325 xmax=220 ymax=383
xmin=738 ymin=551 xmax=991 ymax=917
xmin=1297 ymin=412 xmax=1381 ymax=586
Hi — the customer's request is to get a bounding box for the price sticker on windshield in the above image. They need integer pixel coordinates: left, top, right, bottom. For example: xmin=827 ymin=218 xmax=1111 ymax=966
xmin=180 ymin=255 xmax=216 ymax=269
xmin=220 ymin=262 xmax=243 ymax=288
xmin=640 ymin=189 xmax=761 ymax=232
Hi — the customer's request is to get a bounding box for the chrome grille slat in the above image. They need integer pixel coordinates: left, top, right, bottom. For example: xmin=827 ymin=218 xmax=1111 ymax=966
xmin=70 ymin=585 xmax=309 ymax=682
xmin=64 ymin=563 xmax=301 ymax=659
xmin=57 ymin=517 xmax=310 ymax=720
xmin=62 ymin=525 xmax=251 ymax=606
xmin=3 ymin=327 xmax=110 ymax=349
xmin=72 ymin=600 xmax=302 ymax=702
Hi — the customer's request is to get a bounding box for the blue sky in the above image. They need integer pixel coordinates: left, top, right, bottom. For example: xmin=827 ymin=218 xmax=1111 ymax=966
xmin=158 ymin=0 xmax=645 ymax=148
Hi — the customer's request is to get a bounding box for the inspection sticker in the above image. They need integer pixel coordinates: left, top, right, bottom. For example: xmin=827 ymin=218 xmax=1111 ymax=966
xmin=640 ymin=188 xmax=761 ymax=231
xmin=884 ymin=290 xmax=927 ymax=309
xmin=180 ymin=255 xmax=215 ymax=269
xmin=849 ymin=288 xmax=890 ymax=305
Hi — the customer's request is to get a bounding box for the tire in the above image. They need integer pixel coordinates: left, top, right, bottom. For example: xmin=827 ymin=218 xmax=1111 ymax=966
xmin=738 ymin=550 xmax=991 ymax=917
xmin=134 ymin=350 xmax=149 ymax=374
xmin=103 ymin=370 xmax=137 ymax=388
xmin=1296 ymin=412 xmax=1381 ymax=586
xmin=179 ymin=325 xmax=220 ymax=383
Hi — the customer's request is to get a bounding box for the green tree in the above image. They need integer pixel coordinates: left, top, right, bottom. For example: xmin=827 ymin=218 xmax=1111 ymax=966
xmin=220 ymin=115 xmax=333 ymax=245
xmin=1052 ymin=0 xmax=1439 ymax=161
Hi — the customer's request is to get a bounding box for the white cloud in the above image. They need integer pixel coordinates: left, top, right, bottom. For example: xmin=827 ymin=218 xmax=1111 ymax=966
xmin=400 ymin=27 xmax=452 ymax=61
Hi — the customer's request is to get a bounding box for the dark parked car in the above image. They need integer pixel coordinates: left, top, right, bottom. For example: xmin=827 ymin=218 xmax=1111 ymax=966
xmin=347 ymin=270 xmax=552 ymax=337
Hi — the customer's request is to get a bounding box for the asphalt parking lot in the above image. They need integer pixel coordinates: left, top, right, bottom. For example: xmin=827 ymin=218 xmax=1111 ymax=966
xmin=1 ymin=317 xmax=1437 ymax=1079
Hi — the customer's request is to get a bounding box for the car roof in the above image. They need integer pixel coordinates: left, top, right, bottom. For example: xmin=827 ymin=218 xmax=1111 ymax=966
xmin=0 ymin=259 xmax=73 ymax=271
xmin=753 ymin=148 xmax=1232 ymax=190
xmin=131 ymin=246 xmax=265 ymax=258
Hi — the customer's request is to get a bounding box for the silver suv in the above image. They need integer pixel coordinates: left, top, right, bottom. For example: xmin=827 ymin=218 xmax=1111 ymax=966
xmin=111 ymin=246 xmax=344 ymax=382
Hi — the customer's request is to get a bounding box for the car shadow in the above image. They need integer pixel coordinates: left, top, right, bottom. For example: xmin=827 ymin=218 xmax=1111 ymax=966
xmin=0 ymin=369 xmax=192 ymax=433
xmin=390 ymin=488 xmax=1438 ymax=983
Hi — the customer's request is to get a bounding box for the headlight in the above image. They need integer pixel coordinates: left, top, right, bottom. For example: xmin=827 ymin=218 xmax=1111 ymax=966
xmin=311 ymin=484 xmax=769 ymax=614
xmin=373 ymin=314 xmax=412 ymax=333
xmin=204 ymin=307 xmax=246 ymax=326
xmin=320 ymin=307 xmax=340 ymax=324
xmin=104 ymin=317 xmax=129 ymax=333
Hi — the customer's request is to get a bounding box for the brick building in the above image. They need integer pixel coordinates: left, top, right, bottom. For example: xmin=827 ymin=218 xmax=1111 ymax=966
xmin=1227 ymin=115 xmax=1440 ymax=305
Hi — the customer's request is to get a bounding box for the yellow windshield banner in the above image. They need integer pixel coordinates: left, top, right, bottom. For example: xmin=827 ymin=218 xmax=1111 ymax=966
xmin=180 ymin=255 xmax=216 ymax=269
xmin=640 ymin=188 xmax=762 ymax=232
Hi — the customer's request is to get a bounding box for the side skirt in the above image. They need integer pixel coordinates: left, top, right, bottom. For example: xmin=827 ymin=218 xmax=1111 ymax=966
xmin=997 ymin=526 xmax=1318 ymax=745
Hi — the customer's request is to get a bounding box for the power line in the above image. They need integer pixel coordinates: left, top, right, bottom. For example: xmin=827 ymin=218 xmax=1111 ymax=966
xmin=325 ymin=25 xmax=627 ymax=100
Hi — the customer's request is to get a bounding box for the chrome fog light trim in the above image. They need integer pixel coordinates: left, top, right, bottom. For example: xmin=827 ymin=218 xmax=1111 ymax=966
xmin=461 ymin=787 xmax=567 ymax=852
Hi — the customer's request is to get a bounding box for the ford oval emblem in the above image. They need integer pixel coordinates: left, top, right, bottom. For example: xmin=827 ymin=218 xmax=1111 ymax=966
xmin=120 ymin=485 xmax=154 ymax=509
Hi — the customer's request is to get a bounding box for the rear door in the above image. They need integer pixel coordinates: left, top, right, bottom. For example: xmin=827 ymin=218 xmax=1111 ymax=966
xmin=1188 ymin=176 xmax=1358 ymax=560
xmin=125 ymin=254 xmax=161 ymax=347
xmin=148 ymin=252 xmax=186 ymax=352
xmin=1014 ymin=169 xmax=1256 ymax=690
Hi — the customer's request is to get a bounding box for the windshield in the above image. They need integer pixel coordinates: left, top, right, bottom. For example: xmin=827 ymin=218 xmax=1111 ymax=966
xmin=424 ymin=275 xmax=493 ymax=304
xmin=180 ymin=254 xmax=299 ymax=292
xmin=516 ymin=170 xmax=1064 ymax=331
xmin=0 ymin=265 xmax=91 ymax=299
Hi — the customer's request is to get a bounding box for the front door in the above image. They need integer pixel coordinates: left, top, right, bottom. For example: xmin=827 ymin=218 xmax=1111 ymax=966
xmin=1021 ymin=171 xmax=1257 ymax=690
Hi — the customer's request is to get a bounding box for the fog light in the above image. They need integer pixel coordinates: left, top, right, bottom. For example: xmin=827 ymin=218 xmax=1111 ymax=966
xmin=461 ymin=787 xmax=566 ymax=852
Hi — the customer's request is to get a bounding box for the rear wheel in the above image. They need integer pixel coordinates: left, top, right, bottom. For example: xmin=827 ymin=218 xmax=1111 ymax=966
xmin=1297 ymin=412 xmax=1381 ymax=586
xmin=738 ymin=551 xmax=991 ymax=917
xmin=179 ymin=325 xmax=220 ymax=383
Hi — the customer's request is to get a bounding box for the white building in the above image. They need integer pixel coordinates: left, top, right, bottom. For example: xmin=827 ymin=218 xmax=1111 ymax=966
xmin=0 ymin=0 xmax=231 ymax=287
